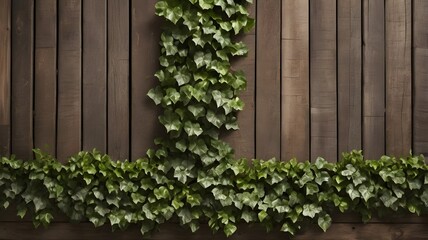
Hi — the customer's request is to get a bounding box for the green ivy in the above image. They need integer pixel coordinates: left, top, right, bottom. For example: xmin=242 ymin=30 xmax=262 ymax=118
xmin=2 ymin=150 xmax=428 ymax=237
xmin=1 ymin=0 xmax=428 ymax=238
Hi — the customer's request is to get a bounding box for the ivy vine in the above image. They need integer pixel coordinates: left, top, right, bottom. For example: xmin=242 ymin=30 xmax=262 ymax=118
xmin=1 ymin=0 xmax=428 ymax=238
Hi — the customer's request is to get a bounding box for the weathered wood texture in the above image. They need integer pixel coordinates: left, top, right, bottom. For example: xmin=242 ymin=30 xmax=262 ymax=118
xmin=1 ymin=0 xmax=427 ymax=163
xmin=11 ymin=0 xmax=34 ymax=160
xmin=108 ymin=0 xmax=130 ymax=161
xmin=385 ymin=0 xmax=412 ymax=157
xmin=57 ymin=0 xmax=81 ymax=162
xmin=256 ymin=0 xmax=281 ymax=160
xmin=363 ymin=0 xmax=385 ymax=160
xmin=281 ymin=0 xmax=310 ymax=162
xmin=82 ymin=0 xmax=107 ymax=153
xmin=224 ymin=1 xmax=256 ymax=160
xmin=414 ymin=0 xmax=428 ymax=156
xmin=131 ymin=0 xmax=162 ymax=160
xmin=310 ymin=0 xmax=337 ymax=162
xmin=1 ymin=0 xmax=428 ymax=238
xmin=34 ymin=0 xmax=57 ymax=156
xmin=337 ymin=0 xmax=362 ymax=159
xmin=1 ymin=222 xmax=428 ymax=240
xmin=0 ymin=0 xmax=11 ymax=156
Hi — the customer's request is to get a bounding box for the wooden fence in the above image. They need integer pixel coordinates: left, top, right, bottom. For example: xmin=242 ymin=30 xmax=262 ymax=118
xmin=1 ymin=0 xmax=428 ymax=239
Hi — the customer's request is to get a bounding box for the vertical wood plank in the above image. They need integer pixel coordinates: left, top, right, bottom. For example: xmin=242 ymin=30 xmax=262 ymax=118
xmin=108 ymin=0 xmax=129 ymax=160
xmin=83 ymin=0 xmax=107 ymax=153
xmin=310 ymin=0 xmax=337 ymax=162
xmin=385 ymin=0 xmax=412 ymax=157
xmin=338 ymin=0 xmax=362 ymax=159
xmin=363 ymin=0 xmax=385 ymax=159
xmin=57 ymin=0 xmax=82 ymax=161
xmin=224 ymin=1 xmax=256 ymax=160
xmin=11 ymin=0 xmax=34 ymax=160
xmin=131 ymin=0 xmax=162 ymax=160
xmin=0 ymin=0 xmax=11 ymax=156
xmin=256 ymin=0 xmax=281 ymax=160
xmin=281 ymin=0 xmax=310 ymax=161
xmin=34 ymin=0 xmax=57 ymax=156
xmin=413 ymin=0 xmax=428 ymax=156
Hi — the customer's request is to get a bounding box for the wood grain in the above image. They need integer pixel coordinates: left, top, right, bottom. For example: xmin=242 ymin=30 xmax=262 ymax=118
xmin=83 ymin=0 xmax=107 ymax=153
xmin=310 ymin=0 xmax=337 ymax=162
xmin=385 ymin=0 xmax=412 ymax=157
xmin=108 ymin=0 xmax=129 ymax=160
xmin=57 ymin=0 xmax=82 ymax=162
xmin=281 ymin=0 xmax=310 ymax=162
xmin=337 ymin=0 xmax=362 ymax=159
xmin=11 ymin=0 xmax=34 ymax=160
xmin=34 ymin=0 xmax=57 ymax=156
xmin=363 ymin=0 xmax=385 ymax=160
xmin=413 ymin=0 xmax=428 ymax=156
xmin=0 ymin=0 xmax=11 ymax=156
xmin=224 ymin=1 xmax=256 ymax=160
xmin=256 ymin=0 xmax=281 ymax=160
xmin=1 ymin=222 xmax=428 ymax=240
xmin=131 ymin=0 xmax=162 ymax=160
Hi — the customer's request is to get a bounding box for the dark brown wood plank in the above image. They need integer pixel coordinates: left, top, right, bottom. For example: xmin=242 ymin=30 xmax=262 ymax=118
xmin=1 ymin=222 xmax=428 ymax=240
xmin=385 ymin=0 xmax=412 ymax=157
xmin=224 ymin=1 xmax=256 ymax=160
xmin=310 ymin=0 xmax=337 ymax=162
xmin=108 ymin=0 xmax=129 ymax=160
xmin=337 ymin=0 xmax=362 ymax=159
xmin=363 ymin=0 xmax=385 ymax=160
xmin=11 ymin=0 xmax=34 ymax=160
xmin=83 ymin=0 xmax=107 ymax=153
xmin=413 ymin=0 xmax=428 ymax=156
xmin=34 ymin=0 xmax=57 ymax=156
xmin=0 ymin=0 xmax=11 ymax=156
xmin=281 ymin=0 xmax=310 ymax=162
xmin=256 ymin=0 xmax=281 ymax=160
xmin=131 ymin=0 xmax=162 ymax=160
xmin=57 ymin=0 xmax=82 ymax=161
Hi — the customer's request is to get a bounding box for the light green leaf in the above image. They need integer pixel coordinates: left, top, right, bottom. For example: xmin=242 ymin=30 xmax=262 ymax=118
xmin=318 ymin=213 xmax=332 ymax=232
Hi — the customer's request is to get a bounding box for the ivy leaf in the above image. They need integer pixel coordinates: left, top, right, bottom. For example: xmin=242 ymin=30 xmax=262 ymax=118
xmin=212 ymin=90 xmax=227 ymax=107
xmin=183 ymin=10 xmax=199 ymax=30
xmin=206 ymin=110 xmax=226 ymax=128
xmin=224 ymin=223 xmax=237 ymax=237
xmin=174 ymin=67 xmax=191 ymax=86
xmin=346 ymin=184 xmax=360 ymax=200
xmin=140 ymin=221 xmax=155 ymax=236
xmin=227 ymin=97 xmax=244 ymax=111
xmin=199 ymin=0 xmax=214 ymax=9
xmin=177 ymin=208 xmax=193 ymax=224
xmin=159 ymin=110 xmax=182 ymax=133
xmin=358 ymin=184 xmax=374 ymax=202
xmin=189 ymin=139 xmax=208 ymax=156
xmin=420 ymin=189 xmax=428 ymax=206
xmin=214 ymin=0 xmax=227 ymax=10
xmin=241 ymin=210 xmax=256 ymax=223
xmin=194 ymin=51 xmax=212 ymax=69
xmin=408 ymin=178 xmax=422 ymax=190
xmin=188 ymin=105 xmax=205 ymax=119
xmin=280 ymin=222 xmax=296 ymax=235
xmin=380 ymin=190 xmax=397 ymax=208
xmin=306 ymin=183 xmax=319 ymax=195
xmin=214 ymin=30 xmax=231 ymax=47
xmin=302 ymin=204 xmax=321 ymax=218
xmin=165 ymin=88 xmax=181 ymax=105
xmin=184 ymin=121 xmax=203 ymax=137
xmin=318 ymin=213 xmax=332 ymax=232
xmin=258 ymin=210 xmax=268 ymax=222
